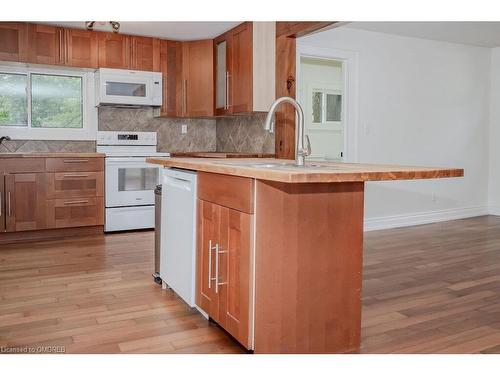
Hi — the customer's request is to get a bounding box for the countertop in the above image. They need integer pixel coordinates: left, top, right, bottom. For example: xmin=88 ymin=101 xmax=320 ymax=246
xmin=146 ymin=157 xmax=464 ymax=183
xmin=0 ymin=152 xmax=105 ymax=158
xmin=170 ymin=152 xmax=275 ymax=158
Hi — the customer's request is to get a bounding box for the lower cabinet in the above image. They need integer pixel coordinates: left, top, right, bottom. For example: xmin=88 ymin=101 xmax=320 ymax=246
xmin=196 ymin=199 xmax=252 ymax=349
xmin=46 ymin=197 xmax=104 ymax=228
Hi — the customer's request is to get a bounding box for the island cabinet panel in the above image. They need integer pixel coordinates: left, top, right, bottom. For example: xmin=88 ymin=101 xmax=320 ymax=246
xmin=131 ymin=36 xmax=160 ymax=72
xmin=97 ymin=32 xmax=130 ymax=69
xmin=27 ymin=24 xmax=62 ymax=65
xmin=0 ymin=22 xmax=28 ymax=62
xmin=5 ymin=173 xmax=48 ymax=232
xmin=253 ymin=180 xmax=365 ymax=353
xmin=64 ymin=28 xmax=98 ymax=68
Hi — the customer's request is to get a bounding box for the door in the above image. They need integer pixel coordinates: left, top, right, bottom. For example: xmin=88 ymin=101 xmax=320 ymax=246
xmin=0 ymin=174 xmax=5 ymax=232
xmin=0 ymin=22 xmax=28 ymax=62
xmin=299 ymin=56 xmax=345 ymax=160
xmin=217 ymin=206 xmax=252 ymax=348
xmin=5 ymin=173 xmax=47 ymax=232
xmin=230 ymin=22 xmax=253 ymax=114
xmin=196 ymin=200 xmax=220 ymax=318
xmin=131 ymin=36 xmax=160 ymax=72
xmin=160 ymin=40 xmax=183 ymax=117
xmin=183 ymin=40 xmax=214 ymax=117
xmin=214 ymin=32 xmax=232 ymax=116
xmin=105 ymin=157 xmax=160 ymax=207
xmin=64 ymin=28 xmax=98 ymax=68
xmin=28 ymin=24 xmax=62 ymax=65
xmin=98 ymin=32 xmax=130 ymax=69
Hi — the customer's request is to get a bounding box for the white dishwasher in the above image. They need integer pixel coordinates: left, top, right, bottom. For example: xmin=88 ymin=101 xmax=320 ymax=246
xmin=160 ymin=168 xmax=198 ymax=307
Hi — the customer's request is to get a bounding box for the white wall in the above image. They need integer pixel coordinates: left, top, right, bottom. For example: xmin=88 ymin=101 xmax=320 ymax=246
xmin=489 ymin=48 xmax=500 ymax=214
xmin=299 ymin=28 xmax=491 ymax=230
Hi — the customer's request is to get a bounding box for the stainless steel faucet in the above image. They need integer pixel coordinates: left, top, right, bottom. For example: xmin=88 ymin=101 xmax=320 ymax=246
xmin=0 ymin=136 xmax=11 ymax=145
xmin=264 ymin=97 xmax=311 ymax=166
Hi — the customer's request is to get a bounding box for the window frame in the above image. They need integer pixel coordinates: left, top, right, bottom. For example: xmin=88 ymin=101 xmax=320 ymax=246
xmin=0 ymin=64 xmax=97 ymax=141
xmin=307 ymin=83 xmax=343 ymax=131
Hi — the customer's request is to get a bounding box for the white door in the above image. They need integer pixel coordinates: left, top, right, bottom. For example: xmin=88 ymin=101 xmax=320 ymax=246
xmin=299 ymin=57 xmax=345 ymax=160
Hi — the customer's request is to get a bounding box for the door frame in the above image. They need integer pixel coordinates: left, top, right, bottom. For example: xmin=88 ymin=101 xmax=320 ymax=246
xmin=296 ymin=43 xmax=359 ymax=162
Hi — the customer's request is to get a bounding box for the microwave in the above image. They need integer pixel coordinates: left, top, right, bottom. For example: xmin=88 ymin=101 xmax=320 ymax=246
xmin=95 ymin=68 xmax=162 ymax=107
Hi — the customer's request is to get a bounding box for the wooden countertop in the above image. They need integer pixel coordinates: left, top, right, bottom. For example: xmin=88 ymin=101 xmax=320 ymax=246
xmin=170 ymin=152 xmax=275 ymax=158
xmin=0 ymin=153 xmax=105 ymax=158
xmin=146 ymin=157 xmax=464 ymax=183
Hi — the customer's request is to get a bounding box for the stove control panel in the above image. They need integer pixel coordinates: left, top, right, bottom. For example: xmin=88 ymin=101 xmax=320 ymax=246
xmin=97 ymin=131 xmax=157 ymax=146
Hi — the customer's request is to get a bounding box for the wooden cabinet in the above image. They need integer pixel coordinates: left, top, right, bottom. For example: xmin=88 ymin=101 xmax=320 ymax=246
xmin=159 ymin=39 xmax=213 ymax=117
xmin=0 ymin=22 xmax=28 ymax=62
xmin=0 ymin=156 xmax=104 ymax=243
xmin=64 ymin=28 xmax=98 ymax=68
xmin=160 ymin=40 xmax=183 ymax=117
xmin=196 ymin=172 xmax=253 ymax=349
xmin=97 ymin=32 xmax=130 ymax=69
xmin=5 ymin=173 xmax=47 ymax=232
xmin=182 ymin=40 xmax=214 ymax=117
xmin=131 ymin=36 xmax=160 ymax=72
xmin=27 ymin=24 xmax=62 ymax=65
xmin=214 ymin=22 xmax=276 ymax=114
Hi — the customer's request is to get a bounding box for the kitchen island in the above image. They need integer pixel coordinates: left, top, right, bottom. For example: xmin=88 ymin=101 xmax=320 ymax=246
xmin=147 ymin=157 xmax=463 ymax=353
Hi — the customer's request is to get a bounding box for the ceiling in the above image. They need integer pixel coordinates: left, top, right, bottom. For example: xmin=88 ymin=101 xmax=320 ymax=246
xmin=44 ymin=21 xmax=241 ymax=41
xmin=344 ymin=22 xmax=500 ymax=48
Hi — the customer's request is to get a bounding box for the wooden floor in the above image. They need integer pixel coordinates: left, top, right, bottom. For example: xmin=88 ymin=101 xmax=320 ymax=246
xmin=2 ymin=216 xmax=500 ymax=353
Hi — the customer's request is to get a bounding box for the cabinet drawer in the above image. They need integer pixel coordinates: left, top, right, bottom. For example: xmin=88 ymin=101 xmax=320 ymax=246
xmin=47 ymin=197 xmax=104 ymax=228
xmin=45 ymin=157 xmax=104 ymax=172
xmin=197 ymin=172 xmax=254 ymax=214
xmin=1 ymin=158 xmax=45 ymax=173
xmin=47 ymin=172 xmax=103 ymax=199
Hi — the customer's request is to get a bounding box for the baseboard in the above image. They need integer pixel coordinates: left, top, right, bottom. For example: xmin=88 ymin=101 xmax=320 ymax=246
xmin=364 ymin=206 xmax=489 ymax=232
xmin=488 ymin=206 xmax=500 ymax=216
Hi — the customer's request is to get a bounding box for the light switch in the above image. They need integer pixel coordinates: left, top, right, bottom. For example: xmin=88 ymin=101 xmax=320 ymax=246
xmin=181 ymin=124 xmax=188 ymax=134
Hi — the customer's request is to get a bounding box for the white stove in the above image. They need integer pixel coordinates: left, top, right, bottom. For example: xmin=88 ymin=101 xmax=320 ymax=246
xmin=97 ymin=131 xmax=169 ymax=232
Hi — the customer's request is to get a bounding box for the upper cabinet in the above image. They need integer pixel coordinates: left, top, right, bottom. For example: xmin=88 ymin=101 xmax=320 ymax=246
xmin=0 ymin=22 xmax=28 ymax=62
xmin=64 ymin=28 xmax=98 ymax=68
xmin=214 ymin=22 xmax=276 ymax=115
xmin=130 ymin=36 xmax=160 ymax=72
xmin=27 ymin=24 xmax=61 ymax=65
xmin=159 ymin=39 xmax=214 ymax=117
xmin=97 ymin=32 xmax=130 ymax=69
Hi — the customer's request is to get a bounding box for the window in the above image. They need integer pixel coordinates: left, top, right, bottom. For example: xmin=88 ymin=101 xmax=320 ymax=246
xmin=311 ymin=89 xmax=342 ymax=125
xmin=0 ymin=65 xmax=96 ymax=140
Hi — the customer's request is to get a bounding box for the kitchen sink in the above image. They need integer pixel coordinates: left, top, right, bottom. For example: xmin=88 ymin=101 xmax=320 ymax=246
xmin=219 ymin=162 xmax=339 ymax=170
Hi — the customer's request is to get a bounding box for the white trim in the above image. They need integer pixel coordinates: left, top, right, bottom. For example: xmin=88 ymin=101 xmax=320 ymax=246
xmin=364 ymin=206 xmax=489 ymax=232
xmin=0 ymin=64 xmax=97 ymax=141
xmin=488 ymin=206 xmax=500 ymax=216
xmin=296 ymin=43 xmax=359 ymax=162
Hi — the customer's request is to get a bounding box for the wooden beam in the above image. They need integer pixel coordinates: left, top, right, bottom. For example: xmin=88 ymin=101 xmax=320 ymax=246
xmin=274 ymin=22 xmax=339 ymax=159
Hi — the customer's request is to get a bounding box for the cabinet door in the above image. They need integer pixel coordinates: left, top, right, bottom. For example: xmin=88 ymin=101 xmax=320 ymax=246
xmin=183 ymin=40 xmax=214 ymax=117
xmin=64 ymin=28 xmax=98 ymax=68
xmin=160 ymin=40 xmax=183 ymax=117
xmin=217 ymin=206 xmax=252 ymax=348
xmin=0 ymin=22 xmax=28 ymax=62
xmin=214 ymin=32 xmax=232 ymax=116
xmin=230 ymin=22 xmax=253 ymax=113
xmin=98 ymin=32 xmax=130 ymax=69
xmin=0 ymin=175 xmax=5 ymax=232
xmin=5 ymin=173 xmax=47 ymax=232
xmin=131 ymin=36 xmax=160 ymax=72
xmin=46 ymin=197 xmax=104 ymax=229
xmin=196 ymin=199 xmax=220 ymax=319
xmin=28 ymin=24 xmax=62 ymax=65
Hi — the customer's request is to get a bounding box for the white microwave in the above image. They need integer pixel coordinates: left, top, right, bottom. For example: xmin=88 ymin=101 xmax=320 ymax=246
xmin=95 ymin=68 xmax=162 ymax=107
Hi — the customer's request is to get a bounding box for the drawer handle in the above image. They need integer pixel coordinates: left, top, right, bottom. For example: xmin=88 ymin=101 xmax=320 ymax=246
xmin=63 ymin=200 xmax=89 ymax=206
xmin=7 ymin=191 xmax=11 ymax=217
xmin=63 ymin=159 xmax=89 ymax=163
xmin=62 ymin=174 xmax=90 ymax=178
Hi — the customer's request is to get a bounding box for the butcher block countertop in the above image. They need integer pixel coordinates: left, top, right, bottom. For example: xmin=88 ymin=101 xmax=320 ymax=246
xmin=146 ymin=157 xmax=464 ymax=183
xmin=0 ymin=152 xmax=105 ymax=158
xmin=170 ymin=152 xmax=275 ymax=158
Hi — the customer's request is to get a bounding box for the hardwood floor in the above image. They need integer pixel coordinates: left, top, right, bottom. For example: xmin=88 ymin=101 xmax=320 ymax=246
xmin=1 ymin=215 xmax=500 ymax=353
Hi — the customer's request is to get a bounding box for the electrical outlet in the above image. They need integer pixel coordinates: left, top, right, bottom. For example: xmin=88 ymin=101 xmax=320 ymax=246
xmin=181 ymin=124 xmax=188 ymax=134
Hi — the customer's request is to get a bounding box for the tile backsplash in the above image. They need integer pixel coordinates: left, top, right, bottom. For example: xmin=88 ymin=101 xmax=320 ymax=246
xmin=1 ymin=108 xmax=274 ymax=154
xmin=216 ymin=113 xmax=275 ymax=154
